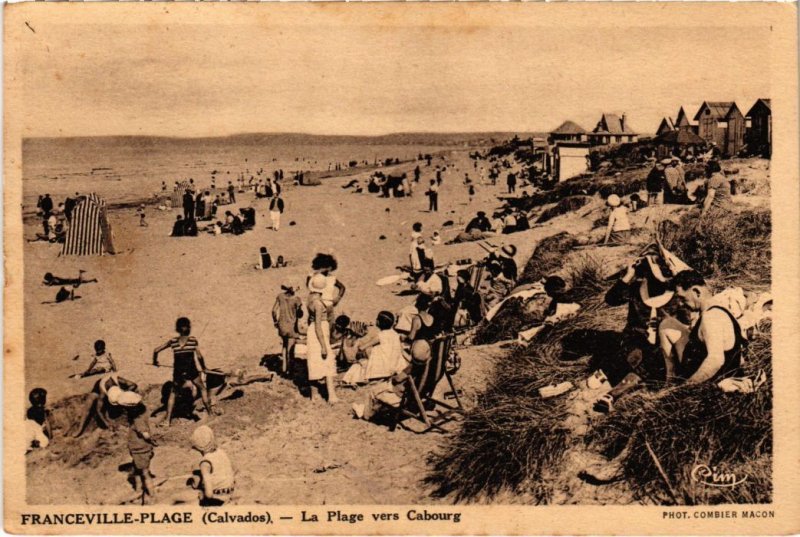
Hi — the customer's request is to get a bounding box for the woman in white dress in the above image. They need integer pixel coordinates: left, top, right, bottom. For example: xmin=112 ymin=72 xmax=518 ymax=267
xmin=341 ymin=311 xmax=408 ymax=386
xmin=306 ymin=273 xmax=339 ymax=404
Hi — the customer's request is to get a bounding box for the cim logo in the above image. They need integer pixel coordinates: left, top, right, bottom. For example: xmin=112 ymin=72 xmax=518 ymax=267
xmin=691 ymin=464 xmax=748 ymax=488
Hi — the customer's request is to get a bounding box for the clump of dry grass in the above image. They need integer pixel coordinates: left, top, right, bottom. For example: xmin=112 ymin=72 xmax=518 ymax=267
xmin=427 ymin=280 xmax=625 ymax=503
xmin=659 ymin=209 xmax=771 ymax=289
xmin=589 ymin=320 xmax=772 ymax=505
xmin=535 ymin=196 xmax=591 ymax=224
xmin=512 ymin=168 xmax=648 ymax=212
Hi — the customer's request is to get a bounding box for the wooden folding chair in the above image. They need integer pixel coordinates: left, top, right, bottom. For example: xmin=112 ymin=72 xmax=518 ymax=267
xmin=384 ymin=333 xmax=464 ymax=433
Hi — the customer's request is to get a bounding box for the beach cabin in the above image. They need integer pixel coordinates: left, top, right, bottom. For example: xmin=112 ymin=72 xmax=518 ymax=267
xmin=674 ymin=106 xmax=698 ymax=133
xmin=656 ymin=117 xmax=676 ymax=137
xmin=553 ymin=143 xmax=590 ymax=182
xmin=746 ymin=98 xmax=772 ymax=157
xmin=586 ymin=113 xmax=638 ymax=146
xmin=694 ymin=101 xmax=746 ymax=157
xmin=549 ymin=121 xmax=587 ymax=144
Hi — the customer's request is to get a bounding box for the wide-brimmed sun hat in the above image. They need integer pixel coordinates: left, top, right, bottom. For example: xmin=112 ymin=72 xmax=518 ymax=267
xmin=501 ymin=245 xmax=517 ymax=258
xmin=607 ymin=194 xmax=621 ymax=207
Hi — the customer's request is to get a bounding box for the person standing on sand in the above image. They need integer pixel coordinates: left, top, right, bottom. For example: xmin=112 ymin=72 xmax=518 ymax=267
xmin=272 ymin=283 xmax=303 ymax=375
xmin=269 ymin=193 xmax=284 ymax=231
xmin=414 ymin=165 xmax=421 ymax=183
xmin=152 ymin=317 xmax=220 ymax=427
xmin=506 ymin=172 xmax=517 ymax=194
xmin=306 ymin=274 xmax=339 ymax=404
xmin=227 ymin=182 xmax=236 ymax=204
xmin=426 ymin=180 xmax=439 ymax=212
xmin=183 ymin=190 xmax=195 ymax=220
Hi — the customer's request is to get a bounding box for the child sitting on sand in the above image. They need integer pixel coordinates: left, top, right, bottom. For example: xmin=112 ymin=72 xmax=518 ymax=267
xmin=174 ymin=426 xmax=235 ymax=506
xmin=27 ymin=388 xmax=52 ymax=441
xmin=256 ymin=247 xmax=272 ymax=270
xmin=124 ymin=391 xmax=158 ymax=505
xmin=73 ymin=339 xmax=117 ymax=378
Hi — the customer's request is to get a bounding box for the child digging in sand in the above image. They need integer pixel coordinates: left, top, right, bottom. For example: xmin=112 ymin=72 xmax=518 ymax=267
xmin=123 ymin=391 xmax=158 ymax=504
xmin=153 ymin=317 xmax=220 ymax=427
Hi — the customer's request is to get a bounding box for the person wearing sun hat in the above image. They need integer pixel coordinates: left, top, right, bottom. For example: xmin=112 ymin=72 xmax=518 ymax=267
xmin=596 ymin=245 xmax=687 ymax=412
xmin=603 ymin=194 xmax=632 ymax=245
xmin=272 ymin=281 xmax=303 ymax=375
xmin=484 ymin=244 xmax=518 ymax=307
xmin=185 ymin=425 xmax=235 ymax=506
xmin=123 ymin=390 xmax=158 ymax=504
xmin=306 ymin=273 xmax=339 ymax=404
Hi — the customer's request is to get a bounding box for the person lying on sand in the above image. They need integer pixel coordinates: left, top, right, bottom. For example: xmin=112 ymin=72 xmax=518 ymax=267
xmin=43 ymin=270 xmax=97 ymax=286
xmin=72 ymin=339 xmax=117 ymax=378
xmin=153 ymin=317 xmax=220 ymax=427
xmin=70 ymin=372 xmax=139 ymax=437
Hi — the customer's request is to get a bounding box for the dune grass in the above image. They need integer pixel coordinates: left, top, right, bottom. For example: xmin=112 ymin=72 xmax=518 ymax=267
xmin=430 ymin=205 xmax=772 ymax=505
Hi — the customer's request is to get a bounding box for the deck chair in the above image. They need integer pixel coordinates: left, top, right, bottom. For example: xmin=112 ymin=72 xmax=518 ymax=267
xmin=382 ymin=333 xmax=464 ymax=433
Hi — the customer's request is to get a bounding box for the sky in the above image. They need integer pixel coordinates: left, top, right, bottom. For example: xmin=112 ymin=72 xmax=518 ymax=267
xmin=10 ymin=7 xmax=772 ymax=138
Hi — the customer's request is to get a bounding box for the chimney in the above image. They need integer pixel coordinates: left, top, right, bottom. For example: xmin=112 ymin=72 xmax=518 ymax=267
xmin=621 ymin=113 xmax=627 ymax=131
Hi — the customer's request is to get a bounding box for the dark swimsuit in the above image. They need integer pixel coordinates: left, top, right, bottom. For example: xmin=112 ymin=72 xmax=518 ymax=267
xmin=676 ymin=306 xmax=745 ymax=381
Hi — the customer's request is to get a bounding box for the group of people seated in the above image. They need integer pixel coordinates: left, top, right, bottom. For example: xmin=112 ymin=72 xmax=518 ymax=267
xmin=451 ymin=208 xmax=531 ymax=244
xmin=645 ymin=157 xmax=735 ymax=215
xmin=593 ymin=244 xmax=754 ymax=413
xmin=171 ymin=208 xmax=256 ymax=237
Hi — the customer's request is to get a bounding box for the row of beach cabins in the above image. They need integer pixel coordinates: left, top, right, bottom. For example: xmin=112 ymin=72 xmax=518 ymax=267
xmin=529 ymin=99 xmax=772 ymax=182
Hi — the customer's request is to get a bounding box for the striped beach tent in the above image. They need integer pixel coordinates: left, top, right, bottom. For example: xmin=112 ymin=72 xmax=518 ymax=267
xmin=170 ymin=180 xmax=192 ymax=208
xmin=61 ymin=193 xmax=110 ymax=256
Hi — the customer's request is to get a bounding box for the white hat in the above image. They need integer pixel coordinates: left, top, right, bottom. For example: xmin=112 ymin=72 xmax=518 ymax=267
xmin=106 ymin=386 xmax=123 ymax=406
xmin=660 ymin=158 xmax=673 ymax=165
xmin=607 ymin=194 xmax=621 ymax=207
xmin=117 ymin=391 xmax=142 ymax=407
xmin=191 ymin=425 xmax=216 ymax=452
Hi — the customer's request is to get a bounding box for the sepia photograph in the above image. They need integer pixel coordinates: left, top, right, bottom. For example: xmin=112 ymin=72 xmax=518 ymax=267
xmin=3 ymin=3 xmax=799 ymax=535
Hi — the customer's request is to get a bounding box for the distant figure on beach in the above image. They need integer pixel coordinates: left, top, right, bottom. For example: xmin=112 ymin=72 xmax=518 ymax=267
xmin=257 ymin=247 xmax=272 ymax=270
xmin=646 ymin=160 xmax=665 ymax=206
xmin=414 ymin=165 xmax=421 ymax=183
xmin=183 ymin=189 xmax=195 ymax=220
xmin=435 ymin=167 xmax=443 ymax=186
xmin=171 ymin=215 xmax=185 ymax=237
xmin=269 ymin=193 xmax=284 ymax=231
xmin=43 ymin=270 xmax=97 ymax=287
xmin=426 ymin=180 xmax=439 ymax=212
xmin=222 ymin=211 xmax=244 ymax=235
xmin=227 ymin=182 xmax=236 ymax=204
xmin=603 ymin=194 xmax=631 ymax=245
xmin=506 ymin=172 xmax=517 ymax=194
xmin=161 ymin=181 xmax=167 ymax=192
